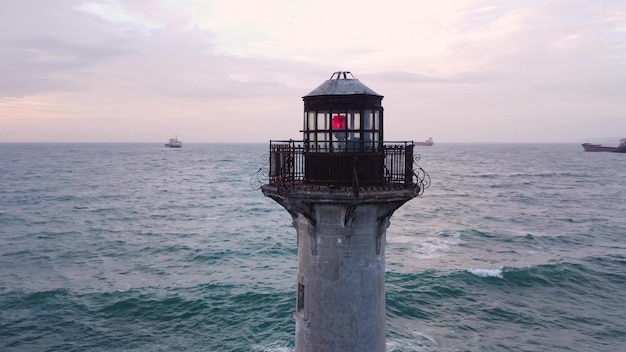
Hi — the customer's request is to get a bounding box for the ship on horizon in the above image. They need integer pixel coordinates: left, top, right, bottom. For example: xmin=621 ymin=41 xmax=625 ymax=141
xmin=581 ymin=138 xmax=626 ymax=153
xmin=165 ymin=136 xmax=182 ymax=148
xmin=414 ymin=137 xmax=434 ymax=146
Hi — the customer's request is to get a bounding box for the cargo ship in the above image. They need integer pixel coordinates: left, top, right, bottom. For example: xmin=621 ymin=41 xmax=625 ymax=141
xmin=414 ymin=137 xmax=434 ymax=146
xmin=581 ymin=138 xmax=626 ymax=153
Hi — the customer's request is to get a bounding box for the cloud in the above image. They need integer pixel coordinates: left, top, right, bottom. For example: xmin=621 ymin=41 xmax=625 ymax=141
xmin=364 ymin=70 xmax=502 ymax=84
xmin=0 ymin=0 xmax=625 ymax=142
xmin=0 ymin=0 xmax=319 ymax=101
xmin=0 ymin=0 xmax=144 ymax=96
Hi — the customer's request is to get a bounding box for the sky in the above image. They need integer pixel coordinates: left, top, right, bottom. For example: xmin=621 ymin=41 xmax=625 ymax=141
xmin=1 ymin=0 xmax=625 ymax=143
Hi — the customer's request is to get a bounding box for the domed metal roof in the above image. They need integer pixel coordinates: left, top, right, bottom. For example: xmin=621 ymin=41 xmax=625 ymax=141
xmin=304 ymin=71 xmax=382 ymax=97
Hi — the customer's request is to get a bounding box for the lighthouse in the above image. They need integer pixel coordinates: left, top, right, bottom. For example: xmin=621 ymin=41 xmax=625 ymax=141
xmin=261 ymin=71 xmax=428 ymax=351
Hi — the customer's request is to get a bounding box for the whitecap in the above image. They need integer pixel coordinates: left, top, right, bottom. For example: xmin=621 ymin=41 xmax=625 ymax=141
xmin=412 ymin=240 xmax=451 ymax=258
xmin=468 ymin=267 xmax=503 ymax=278
xmin=251 ymin=340 xmax=293 ymax=352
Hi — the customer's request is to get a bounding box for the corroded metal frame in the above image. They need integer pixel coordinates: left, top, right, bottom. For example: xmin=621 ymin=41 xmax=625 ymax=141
xmin=260 ymin=140 xmax=429 ymax=197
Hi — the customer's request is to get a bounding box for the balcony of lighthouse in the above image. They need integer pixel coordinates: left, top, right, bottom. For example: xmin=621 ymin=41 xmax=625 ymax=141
xmin=264 ymin=139 xmax=429 ymax=199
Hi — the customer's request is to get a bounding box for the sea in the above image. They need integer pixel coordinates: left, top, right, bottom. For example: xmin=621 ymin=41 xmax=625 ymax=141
xmin=1 ymin=142 xmax=625 ymax=352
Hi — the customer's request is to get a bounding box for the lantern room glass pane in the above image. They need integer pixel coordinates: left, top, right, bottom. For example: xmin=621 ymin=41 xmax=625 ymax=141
xmin=374 ymin=111 xmax=380 ymax=129
xmin=316 ymin=132 xmax=329 ymax=151
xmin=348 ymin=112 xmax=360 ymax=130
xmin=317 ymin=112 xmax=328 ymax=131
xmin=364 ymin=111 xmax=373 ymax=131
xmin=333 ymin=131 xmax=347 ymax=141
xmin=362 ymin=132 xmax=370 ymax=151
xmin=371 ymin=111 xmax=380 ymax=130
xmin=307 ymin=112 xmax=316 ymax=130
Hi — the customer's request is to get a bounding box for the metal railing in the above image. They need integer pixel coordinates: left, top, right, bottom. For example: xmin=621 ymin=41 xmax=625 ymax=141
xmin=266 ymin=140 xmax=429 ymax=196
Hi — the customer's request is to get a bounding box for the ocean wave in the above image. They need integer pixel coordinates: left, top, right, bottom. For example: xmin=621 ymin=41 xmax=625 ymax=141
xmin=3 ymin=143 xmax=626 ymax=351
xmin=251 ymin=340 xmax=294 ymax=352
xmin=467 ymin=267 xmax=503 ymax=278
xmin=1 ymin=285 xmax=295 ymax=352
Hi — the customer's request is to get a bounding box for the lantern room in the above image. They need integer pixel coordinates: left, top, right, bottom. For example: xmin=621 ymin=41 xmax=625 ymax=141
xmin=263 ymin=71 xmax=423 ymax=194
xmin=300 ymin=71 xmax=388 ymax=185
xmin=302 ymin=71 xmax=383 ymax=152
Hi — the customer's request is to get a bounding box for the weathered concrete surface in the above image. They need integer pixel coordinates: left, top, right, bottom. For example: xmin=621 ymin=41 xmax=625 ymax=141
xmin=262 ymin=186 xmax=415 ymax=352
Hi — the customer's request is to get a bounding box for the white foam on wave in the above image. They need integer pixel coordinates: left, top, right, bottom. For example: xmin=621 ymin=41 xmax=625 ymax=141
xmin=251 ymin=341 xmax=293 ymax=352
xmin=468 ymin=267 xmax=504 ymax=278
xmin=412 ymin=240 xmax=451 ymax=258
xmin=411 ymin=235 xmax=461 ymax=259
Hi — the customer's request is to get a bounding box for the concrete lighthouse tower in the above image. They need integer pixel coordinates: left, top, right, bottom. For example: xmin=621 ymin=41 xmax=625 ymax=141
xmin=261 ymin=71 xmax=428 ymax=352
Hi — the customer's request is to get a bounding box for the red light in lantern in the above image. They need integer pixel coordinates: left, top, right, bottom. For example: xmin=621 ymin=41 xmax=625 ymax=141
xmin=332 ymin=115 xmax=346 ymax=129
